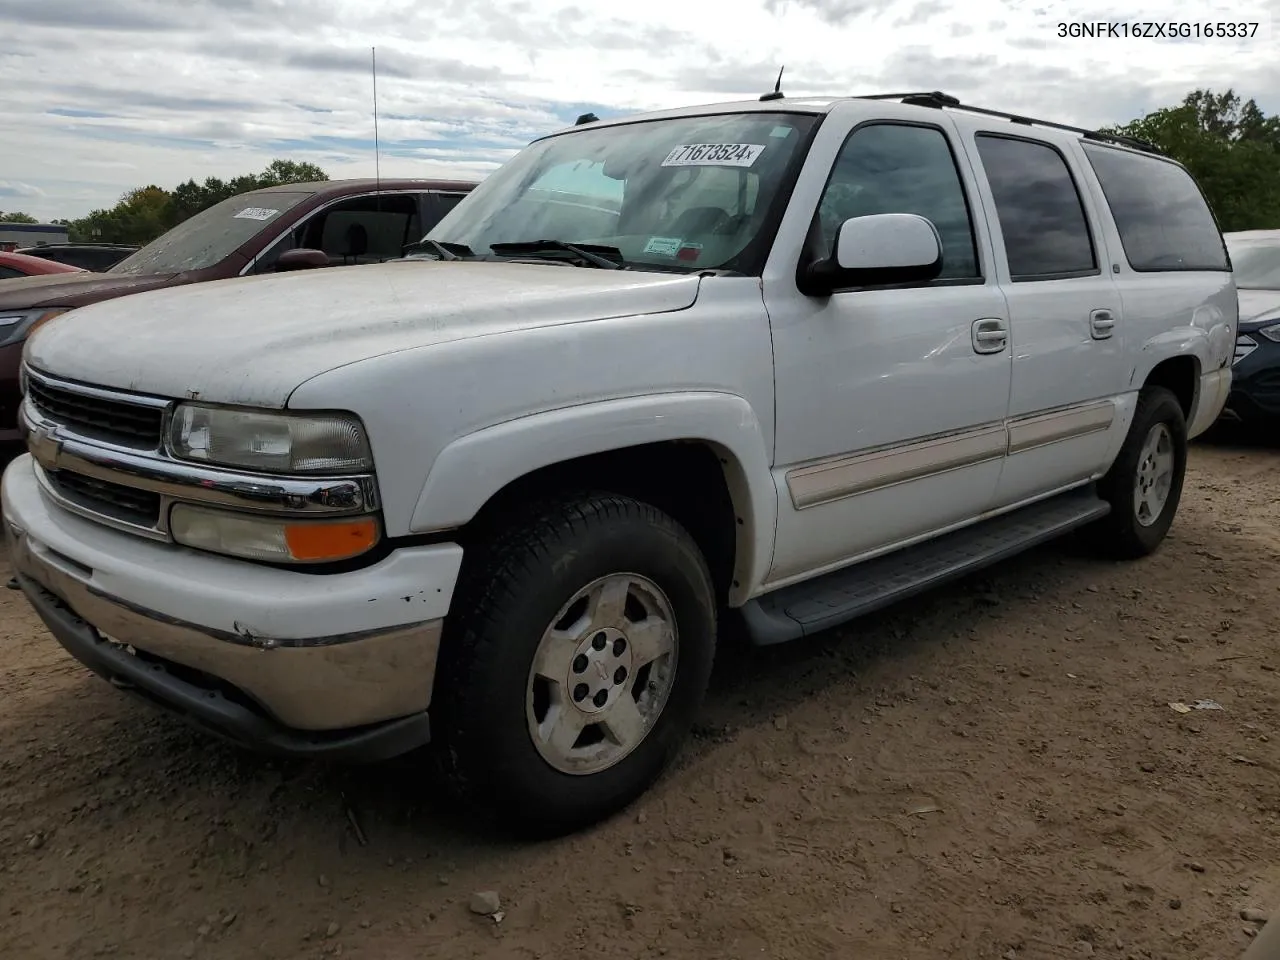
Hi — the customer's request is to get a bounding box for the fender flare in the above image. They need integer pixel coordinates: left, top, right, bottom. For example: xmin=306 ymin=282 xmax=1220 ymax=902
xmin=410 ymin=391 xmax=778 ymax=603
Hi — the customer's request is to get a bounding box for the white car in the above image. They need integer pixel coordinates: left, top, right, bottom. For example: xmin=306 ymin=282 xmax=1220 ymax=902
xmin=3 ymin=90 xmax=1236 ymax=834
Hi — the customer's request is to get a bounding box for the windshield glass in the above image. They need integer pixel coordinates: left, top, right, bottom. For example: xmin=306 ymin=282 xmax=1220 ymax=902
xmin=1226 ymin=237 xmax=1280 ymax=290
xmin=425 ymin=112 xmax=817 ymax=273
xmin=108 ymin=191 xmax=313 ymax=276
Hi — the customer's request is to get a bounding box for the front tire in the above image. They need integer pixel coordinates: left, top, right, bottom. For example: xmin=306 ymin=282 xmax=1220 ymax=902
xmin=433 ymin=493 xmax=717 ymax=835
xmin=1086 ymin=385 xmax=1188 ymax=559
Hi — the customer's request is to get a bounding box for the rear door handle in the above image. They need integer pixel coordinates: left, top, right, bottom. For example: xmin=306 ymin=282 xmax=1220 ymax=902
xmin=972 ymin=318 xmax=1008 ymax=355
xmin=1090 ymin=309 xmax=1116 ymax=340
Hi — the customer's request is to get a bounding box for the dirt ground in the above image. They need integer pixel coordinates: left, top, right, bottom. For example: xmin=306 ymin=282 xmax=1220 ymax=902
xmin=1 ymin=428 xmax=1278 ymax=960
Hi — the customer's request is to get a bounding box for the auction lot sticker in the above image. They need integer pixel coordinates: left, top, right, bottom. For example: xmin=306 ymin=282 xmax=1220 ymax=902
xmin=661 ymin=143 xmax=765 ymax=167
xmin=233 ymin=207 xmax=280 ymax=221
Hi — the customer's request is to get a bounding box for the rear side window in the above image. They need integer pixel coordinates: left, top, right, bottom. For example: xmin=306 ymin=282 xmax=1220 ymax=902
xmin=1081 ymin=144 xmax=1228 ymax=272
xmin=975 ymin=134 xmax=1097 ymax=280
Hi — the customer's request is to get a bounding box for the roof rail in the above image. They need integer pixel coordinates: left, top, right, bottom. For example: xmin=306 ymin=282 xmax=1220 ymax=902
xmin=855 ymin=90 xmax=1161 ymax=154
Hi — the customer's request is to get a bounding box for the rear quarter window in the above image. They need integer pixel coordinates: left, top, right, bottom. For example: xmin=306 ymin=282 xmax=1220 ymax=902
xmin=1081 ymin=144 xmax=1228 ymax=272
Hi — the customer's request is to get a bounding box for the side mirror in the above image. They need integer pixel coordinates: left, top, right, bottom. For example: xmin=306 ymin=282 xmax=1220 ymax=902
xmin=800 ymin=213 xmax=942 ymax=295
xmin=274 ymin=248 xmax=329 ymax=272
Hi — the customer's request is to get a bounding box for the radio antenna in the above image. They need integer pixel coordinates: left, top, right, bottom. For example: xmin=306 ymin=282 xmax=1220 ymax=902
xmin=371 ymin=46 xmax=382 ymax=193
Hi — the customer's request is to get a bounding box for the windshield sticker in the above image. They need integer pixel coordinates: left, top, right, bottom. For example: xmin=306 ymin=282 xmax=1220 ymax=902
xmin=232 ymin=207 xmax=280 ymax=221
xmin=643 ymin=236 xmax=684 ymax=257
xmin=676 ymin=243 xmax=703 ymax=263
xmin=661 ymin=143 xmax=765 ymax=168
xmin=769 ymin=125 xmax=793 ymax=138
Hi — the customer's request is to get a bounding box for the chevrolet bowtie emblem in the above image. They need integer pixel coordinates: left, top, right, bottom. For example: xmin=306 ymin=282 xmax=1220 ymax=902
xmin=28 ymin=423 xmax=61 ymax=467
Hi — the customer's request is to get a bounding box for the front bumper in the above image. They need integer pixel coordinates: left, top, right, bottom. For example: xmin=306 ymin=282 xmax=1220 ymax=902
xmin=3 ymin=453 xmax=465 ymax=761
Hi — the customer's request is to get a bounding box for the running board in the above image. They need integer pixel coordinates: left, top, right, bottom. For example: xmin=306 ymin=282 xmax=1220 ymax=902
xmin=740 ymin=487 xmax=1110 ymax=646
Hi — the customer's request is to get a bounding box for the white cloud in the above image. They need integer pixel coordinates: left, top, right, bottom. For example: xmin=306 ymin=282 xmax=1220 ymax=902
xmin=1 ymin=0 xmax=1275 ymax=220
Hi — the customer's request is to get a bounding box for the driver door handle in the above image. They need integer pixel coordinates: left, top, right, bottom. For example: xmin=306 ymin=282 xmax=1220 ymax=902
xmin=972 ymin=318 xmax=1008 ymax=355
xmin=1090 ymin=309 xmax=1116 ymax=340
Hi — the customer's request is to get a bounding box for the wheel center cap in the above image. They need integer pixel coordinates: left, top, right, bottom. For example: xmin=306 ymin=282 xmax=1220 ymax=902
xmin=567 ymin=627 xmax=634 ymax=715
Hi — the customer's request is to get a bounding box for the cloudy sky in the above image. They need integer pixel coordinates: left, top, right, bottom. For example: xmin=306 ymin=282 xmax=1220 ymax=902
xmin=2 ymin=0 xmax=1276 ymax=221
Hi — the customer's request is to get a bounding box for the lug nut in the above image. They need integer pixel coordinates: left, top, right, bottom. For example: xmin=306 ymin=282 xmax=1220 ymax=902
xmin=573 ymin=683 xmax=589 ymax=703
xmin=614 ymin=666 xmax=627 ymax=684
xmin=593 ymin=689 xmax=609 ymax=708
xmin=592 ymin=632 xmax=607 ymax=651
xmin=573 ymin=654 xmax=588 ymax=673
xmin=612 ymin=637 xmax=626 ymax=656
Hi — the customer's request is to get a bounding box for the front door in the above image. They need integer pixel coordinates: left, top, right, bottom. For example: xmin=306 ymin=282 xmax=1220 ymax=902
xmin=764 ymin=112 xmax=1012 ymax=586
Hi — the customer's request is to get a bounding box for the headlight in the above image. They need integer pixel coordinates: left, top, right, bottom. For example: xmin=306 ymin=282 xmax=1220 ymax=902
xmin=0 ymin=308 xmax=70 ymax=348
xmin=170 ymin=503 xmax=380 ymax=563
xmin=1257 ymin=323 xmax=1280 ymax=343
xmin=168 ymin=404 xmax=373 ymax=474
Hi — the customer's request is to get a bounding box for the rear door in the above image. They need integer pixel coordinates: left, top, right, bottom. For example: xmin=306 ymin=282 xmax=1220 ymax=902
xmin=960 ymin=128 xmax=1129 ymax=507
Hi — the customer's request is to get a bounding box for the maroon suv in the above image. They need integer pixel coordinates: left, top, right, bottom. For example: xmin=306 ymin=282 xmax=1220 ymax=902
xmin=0 ymin=178 xmax=475 ymax=440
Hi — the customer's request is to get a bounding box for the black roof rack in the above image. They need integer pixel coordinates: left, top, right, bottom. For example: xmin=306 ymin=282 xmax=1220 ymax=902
xmin=855 ymin=90 xmax=1160 ymax=154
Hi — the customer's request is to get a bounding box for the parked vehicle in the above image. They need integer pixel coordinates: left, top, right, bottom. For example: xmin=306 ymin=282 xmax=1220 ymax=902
xmin=0 ymin=178 xmax=475 ymax=441
xmin=0 ymin=250 xmax=85 ymax=279
xmin=1223 ymin=229 xmax=1280 ymax=426
xmin=0 ymin=222 xmax=68 ymax=249
xmin=17 ymin=244 xmax=139 ymax=272
xmin=3 ymin=92 xmax=1234 ymax=834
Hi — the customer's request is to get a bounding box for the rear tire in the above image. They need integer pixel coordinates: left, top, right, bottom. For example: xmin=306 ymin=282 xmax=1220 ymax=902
xmin=1085 ymin=385 xmax=1187 ymax=559
xmin=432 ymin=492 xmax=716 ymax=836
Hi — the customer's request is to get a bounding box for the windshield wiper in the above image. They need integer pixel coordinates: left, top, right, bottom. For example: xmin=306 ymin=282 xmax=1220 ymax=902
xmin=488 ymin=240 xmax=623 ymax=269
xmin=403 ymin=239 xmax=475 ymax=261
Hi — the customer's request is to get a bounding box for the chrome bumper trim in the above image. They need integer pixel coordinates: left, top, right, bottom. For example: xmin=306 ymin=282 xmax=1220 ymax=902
xmin=7 ymin=519 xmax=441 ymax=731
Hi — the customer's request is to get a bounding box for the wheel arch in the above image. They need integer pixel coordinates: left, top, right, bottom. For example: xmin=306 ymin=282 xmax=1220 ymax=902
xmin=1141 ymin=352 xmax=1201 ymax=422
xmin=410 ymin=392 xmax=777 ymax=605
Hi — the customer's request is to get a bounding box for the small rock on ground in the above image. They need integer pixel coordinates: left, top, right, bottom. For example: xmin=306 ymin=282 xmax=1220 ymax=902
xmin=469 ymin=891 xmax=502 ymax=916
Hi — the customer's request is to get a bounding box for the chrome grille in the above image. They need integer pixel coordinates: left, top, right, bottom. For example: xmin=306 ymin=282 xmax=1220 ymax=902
xmin=27 ymin=375 xmax=165 ymax=448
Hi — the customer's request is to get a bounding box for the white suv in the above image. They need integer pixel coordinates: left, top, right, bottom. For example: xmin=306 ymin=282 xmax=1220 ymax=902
xmin=3 ymin=91 xmax=1236 ymax=834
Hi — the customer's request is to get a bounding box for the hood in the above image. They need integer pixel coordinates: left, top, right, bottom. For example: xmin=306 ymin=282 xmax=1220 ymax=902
xmin=26 ymin=260 xmax=703 ymax=407
xmin=1238 ymin=288 xmax=1280 ymax=328
xmin=0 ymin=270 xmax=178 ymax=311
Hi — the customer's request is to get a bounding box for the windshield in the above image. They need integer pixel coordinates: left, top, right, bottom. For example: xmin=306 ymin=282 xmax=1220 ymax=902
xmin=425 ymin=112 xmax=817 ymax=273
xmin=108 ymin=191 xmax=313 ymax=276
xmin=1226 ymin=237 xmax=1280 ymax=290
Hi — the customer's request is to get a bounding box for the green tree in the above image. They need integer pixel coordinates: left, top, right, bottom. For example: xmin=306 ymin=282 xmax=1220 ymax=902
xmin=0 ymin=211 xmax=38 ymax=223
xmin=65 ymin=158 xmax=329 ymax=245
xmin=1103 ymin=88 xmax=1280 ymax=232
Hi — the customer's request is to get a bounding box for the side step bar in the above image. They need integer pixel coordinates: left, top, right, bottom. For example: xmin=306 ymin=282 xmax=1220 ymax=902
xmin=740 ymin=487 xmax=1110 ymax=646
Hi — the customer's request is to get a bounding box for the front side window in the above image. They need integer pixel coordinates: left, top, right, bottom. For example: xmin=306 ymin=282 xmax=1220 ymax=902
xmin=254 ymin=193 xmax=422 ymax=271
xmin=975 ymin=134 xmax=1097 ymax=280
xmin=426 ymin=112 xmax=817 ymax=273
xmin=815 ymin=122 xmax=980 ymax=280
xmin=303 ymin=193 xmax=420 ymax=265
xmin=1083 ymin=143 xmax=1229 ymax=272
